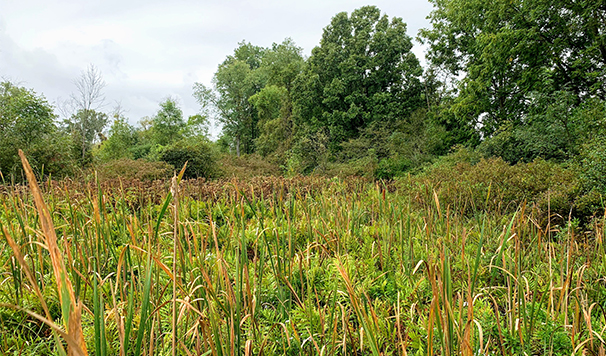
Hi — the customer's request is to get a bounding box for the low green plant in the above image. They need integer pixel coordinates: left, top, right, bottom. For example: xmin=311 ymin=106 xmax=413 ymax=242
xmin=218 ymin=153 xmax=282 ymax=178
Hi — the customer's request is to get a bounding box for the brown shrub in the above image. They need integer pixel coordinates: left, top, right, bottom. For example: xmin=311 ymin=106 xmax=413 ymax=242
xmin=95 ymin=159 xmax=173 ymax=182
xmin=218 ymin=154 xmax=282 ymax=178
xmin=397 ymin=157 xmax=581 ymax=224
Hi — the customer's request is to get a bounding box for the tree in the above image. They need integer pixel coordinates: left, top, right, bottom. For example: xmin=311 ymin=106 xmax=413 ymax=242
xmin=63 ymin=65 xmax=109 ymax=164
xmin=194 ymin=42 xmax=267 ymax=157
xmin=249 ymin=85 xmax=289 ymax=157
xmin=95 ymin=116 xmax=138 ymax=162
xmin=66 ymin=109 xmax=108 ymax=164
xmin=160 ymin=139 xmax=218 ymax=179
xmin=194 ymin=40 xmax=305 ymax=158
xmin=419 ymin=0 xmax=606 ymax=139
xmin=183 ymin=114 xmax=210 ymax=139
xmin=261 ymin=38 xmax=305 ymax=92
xmin=252 ymin=39 xmax=305 ymax=161
xmin=71 ymin=64 xmax=107 ymax=113
xmin=0 ymin=81 xmax=74 ymax=179
xmin=151 ymin=98 xmax=185 ymax=146
xmin=292 ymin=6 xmax=424 ymax=150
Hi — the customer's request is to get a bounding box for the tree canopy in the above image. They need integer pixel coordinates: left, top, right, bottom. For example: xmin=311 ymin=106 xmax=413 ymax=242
xmin=419 ymin=0 xmax=606 ymax=138
xmin=152 ymin=98 xmax=186 ymax=146
xmin=0 ymin=81 xmax=73 ymax=179
xmin=4 ymin=3 xmax=606 ymax=180
xmin=293 ymin=6 xmax=424 ymax=149
xmin=194 ymin=39 xmax=304 ymax=157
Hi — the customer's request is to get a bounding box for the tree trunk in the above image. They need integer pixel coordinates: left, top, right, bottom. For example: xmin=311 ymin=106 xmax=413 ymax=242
xmin=236 ymin=135 xmax=241 ymax=157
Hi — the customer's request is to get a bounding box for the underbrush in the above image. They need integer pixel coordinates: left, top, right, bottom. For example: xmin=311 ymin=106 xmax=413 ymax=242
xmin=397 ymin=148 xmax=605 ymax=228
xmin=95 ymin=158 xmax=173 ymax=181
xmin=218 ymin=153 xmax=282 ymax=178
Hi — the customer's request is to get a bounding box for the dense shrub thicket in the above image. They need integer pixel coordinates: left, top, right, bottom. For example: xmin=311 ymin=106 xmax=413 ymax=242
xmin=160 ymin=139 xmax=218 ymax=179
xmin=95 ymin=158 xmax=173 ymax=181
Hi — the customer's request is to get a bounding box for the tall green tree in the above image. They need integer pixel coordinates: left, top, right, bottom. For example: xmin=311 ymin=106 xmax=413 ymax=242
xmin=249 ymin=39 xmax=305 ymax=161
xmin=95 ymin=116 xmax=138 ymax=162
xmin=66 ymin=109 xmax=108 ymax=164
xmin=194 ymin=42 xmax=267 ymax=156
xmin=0 ymin=81 xmax=74 ymax=179
xmin=183 ymin=114 xmax=210 ymax=139
xmin=419 ymin=0 xmax=606 ymax=139
xmin=152 ymin=98 xmax=185 ymax=146
xmin=292 ymin=6 xmax=424 ymax=150
xmin=261 ymin=38 xmax=305 ymax=91
xmin=249 ymin=85 xmax=289 ymax=157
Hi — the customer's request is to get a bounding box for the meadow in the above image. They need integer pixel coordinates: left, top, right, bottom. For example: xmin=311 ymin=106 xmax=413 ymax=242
xmin=1 ymin=154 xmax=605 ymax=355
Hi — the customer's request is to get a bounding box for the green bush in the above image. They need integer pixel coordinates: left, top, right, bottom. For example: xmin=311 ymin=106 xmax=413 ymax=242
xmin=574 ymin=136 xmax=606 ymax=219
xmin=94 ymin=118 xmax=138 ymax=162
xmin=375 ymin=157 xmax=413 ymax=179
xmin=160 ymin=139 xmax=218 ymax=179
xmin=323 ymin=152 xmax=378 ymax=178
xmin=129 ymin=144 xmax=153 ymax=160
xmin=579 ymin=136 xmax=606 ymax=195
xmin=286 ymin=129 xmax=329 ymax=175
xmin=398 ymin=151 xmax=582 ymax=223
xmin=0 ymin=81 xmax=78 ymax=181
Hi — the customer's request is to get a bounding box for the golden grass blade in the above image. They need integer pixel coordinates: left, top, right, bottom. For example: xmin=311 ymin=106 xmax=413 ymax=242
xmin=18 ymin=149 xmax=88 ymax=356
xmin=2 ymin=225 xmax=67 ymax=355
xmin=2 ymin=226 xmax=53 ymax=321
xmin=0 ymin=303 xmax=85 ymax=356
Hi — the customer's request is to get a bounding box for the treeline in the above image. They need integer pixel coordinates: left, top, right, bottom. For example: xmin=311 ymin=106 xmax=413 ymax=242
xmin=2 ymin=3 xmax=606 ymax=188
xmin=0 ymin=74 xmax=216 ymax=181
xmin=194 ymin=6 xmax=431 ymax=176
xmin=195 ymin=2 xmax=606 ymax=179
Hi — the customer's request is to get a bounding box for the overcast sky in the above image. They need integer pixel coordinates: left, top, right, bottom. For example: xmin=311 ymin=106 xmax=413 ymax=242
xmin=0 ymin=0 xmax=434 ymax=136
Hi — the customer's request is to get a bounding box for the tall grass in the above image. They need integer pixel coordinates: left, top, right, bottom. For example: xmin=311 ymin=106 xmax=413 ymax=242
xmin=0 ymin=156 xmax=605 ymax=355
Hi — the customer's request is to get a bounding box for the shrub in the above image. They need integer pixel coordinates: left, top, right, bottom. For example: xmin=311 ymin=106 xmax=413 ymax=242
xmin=96 ymin=158 xmax=173 ymax=181
xmin=397 ymin=152 xmax=581 ymax=223
xmin=375 ymin=157 xmax=413 ymax=179
xmin=579 ymin=136 xmax=606 ymax=195
xmin=160 ymin=139 xmax=218 ymax=179
xmin=286 ymin=129 xmax=329 ymax=175
xmin=94 ymin=118 xmax=138 ymax=162
xmin=129 ymin=143 xmax=153 ymax=160
xmin=323 ymin=150 xmax=378 ymax=178
xmin=218 ymin=153 xmax=281 ymax=178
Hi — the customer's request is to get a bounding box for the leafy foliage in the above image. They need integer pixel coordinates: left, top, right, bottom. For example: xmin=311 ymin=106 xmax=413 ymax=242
xmin=194 ymin=40 xmax=304 ymax=158
xmin=159 ymin=139 xmax=218 ymax=179
xmin=420 ymin=0 xmax=606 ymax=150
xmin=95 ymin=158 xmax=173 ymax=181
xmin=249 ymin=85 xmax=290 ymax=159
xmin=399 ymin=149 xmax=582 ymax=222
xmin=151 ymin=98 xmax=185 ymax=146
xmin=579 ymin=136 xmax=606 ymax=195
xmin=65 ymin=109 xmax=108 ymax=165
xmin=217 ymin=153 xmax=282 ymax=178
xmin=194 ymin=42 xmax=267 ymax=156
xmin=95 ymin=117 xmax=138 ymax=162
xmin=293 ymin=6 xmax=423 ymax=150
xmin=0 ymin=81 xmax=75 ymax=180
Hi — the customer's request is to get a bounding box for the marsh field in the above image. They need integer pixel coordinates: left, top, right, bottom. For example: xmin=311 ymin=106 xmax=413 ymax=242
xmin=1 ymin=154 xmax=605 ymax=356
xmin=3 ymin=0 xmax=606 ymax=354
